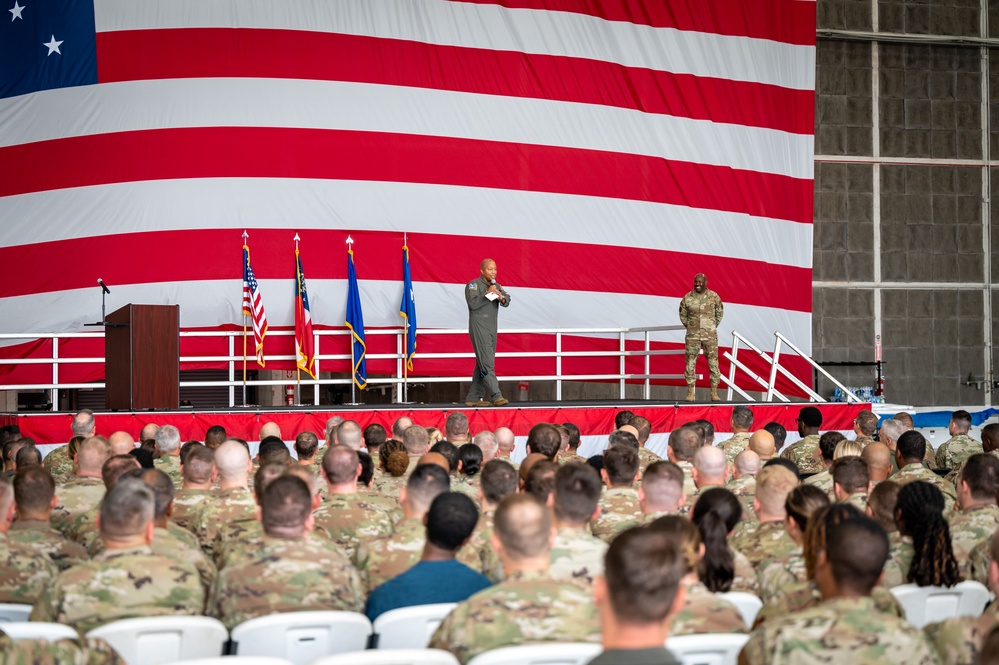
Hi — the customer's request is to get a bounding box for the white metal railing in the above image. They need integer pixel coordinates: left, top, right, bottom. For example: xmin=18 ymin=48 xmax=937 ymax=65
xmin=0 ymin=325 xmax=689 ymax=407
xmin=723 ymin=331 xmax=863 ymax=404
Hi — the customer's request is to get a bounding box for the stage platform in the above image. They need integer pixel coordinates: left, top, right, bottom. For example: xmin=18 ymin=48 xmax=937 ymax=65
xmin=8 ymin=400 xmax=868 ymax=460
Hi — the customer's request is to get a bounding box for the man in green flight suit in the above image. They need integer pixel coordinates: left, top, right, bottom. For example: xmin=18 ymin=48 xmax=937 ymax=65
xmin=678 ymin=273 xmax=724 ymax=402
xmin=465 ymin=258 xmax=511 ymax=407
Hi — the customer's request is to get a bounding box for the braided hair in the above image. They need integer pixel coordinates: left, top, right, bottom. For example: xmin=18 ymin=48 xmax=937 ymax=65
xmin=691 ymin=487 xmax=741 ymax=592
xmin=803 ymin=502 xmax=861 ymax=580
xmin=895 ymin=481 xmax=961 ymax=587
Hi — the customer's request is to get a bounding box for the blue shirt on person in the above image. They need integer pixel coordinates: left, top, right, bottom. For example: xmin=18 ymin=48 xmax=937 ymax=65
xmin=365 ymin=558 xmax=492 ymax=621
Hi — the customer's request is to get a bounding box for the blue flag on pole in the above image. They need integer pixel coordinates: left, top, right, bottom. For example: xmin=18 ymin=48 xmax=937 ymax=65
xmin=399 ymin=244 xmax=417 ymax=371
xmin=346 ymin=244 xmax=367 ymax=389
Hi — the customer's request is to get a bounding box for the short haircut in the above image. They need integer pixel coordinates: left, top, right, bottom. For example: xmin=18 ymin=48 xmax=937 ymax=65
xmin=102 ymin=454 xmax=140 ymax=489
xmin=682 ymin=421 xmax=706 ymax=446
xmin=294 ymin=431 xmax=320 ymax=460
xmin=405 ymin=464 xmax=450 ymax=511
xmin=764 ymin=422 xmax=787 ymax=448
xmin=204 ymin=425 xmax=227 ymax=450
xmin=879 ymin=418 xmax=906 ymax=443
xmin=258 ymin=437 xmax=291 ymax=465
xmin=693 ymin=445 xmax=727 ymax=478
xmin=798 ymin=406 xmax=822 ymax=428
xmin=336 ymin=420 xmax=363 ymax=449
xmin=78 ymin=436 xmax=112 ymax=474
xmin=526 ymin=423 xmax=561 ymax=460
xmin=983 ymin=424 xmax=999 ymax=452
xmin=72 ymin=409 xmax=95 ymax=438
xmin=480 ymin=459 xmax=519 ymax=505
xmin=363 ymin=423 xmax=387 ymax=449
xmin=731 ymin=406 xmax=754 ymax=430
xmin=603 ymin=525 xmax=686 ymax=625
xmin=951 ymin=410 xmax=972 ymax=432
xmin=253 ymin=463 xmax=287 ymax=499
xmin=182 ymin=445 xmax=215 ymax=484
xmin=13 ymin=465 xmax=55 ymax=513
xmin=154 ymin=425 xmax=181 ymax=455
xmin=493 ymin=493 xmax=552 ymax=559
xmin=426 ymin=492 xmax=479 ymax=551
xmin=474 ymin=430 xmax=499 ymax=458
xmin=430 ymin=440 xmax=459 ymax=473
xmin=667 ymin=427 xmax=700 ymax=461
xmin=641 ymin=461 xmax=685 ymax=511
xmin=261 ymin=475 xmax=312 ymax=537
xmin=824 ymin=514 xmax=890 ymax=594
xmin=855 ymin=410 xmax=878 ymax=436
xmin=831 ymin=456 xmax=869 ymax=495
xmin=896 ymin=430 xmax=927 ymax=462
xmin=15 ymin=444 xmax=41 ymax=468
xmin=322 ymin=445 xmax=360 ymax=485
xmin=893 ymin=412 xmax=915 ymax=428
xmin=553 ymin=463 xmax=602 ymax=524
xmin=325 ymin=416 xmax=344 ymax=443
xmin=607 ymin=430 xmax=639 ymax=450
xmin=833 ymin=440 xmax=863 ymax=460
xmin=403 ymin=425 xmax=430 ymax=455
xmin=133 ymin=468 xmax=175 ymax=519
xmin=179 ymin=441 xmax=201 ymax=465
xmin=960 ymin=453 xmax=999 ymax=501
xmin=603 ymin=445 xmax=639 ymax=486
xmin=615 ymin=410 xmax=635 ymax=429
xmin=819 ymin=431 xmax=846 ymax=462
xmin=524 ymin=460 xmax=559 ymax=503
xmin=458 ymin=444 xmax=483 ymax=476
xmin=392 ymin=416 xmax=414 ymax=440
xmin=628 ymin=417 xmax=651 ymax=444
xmin=445 ymin=412 xmax=469 ymax=439
xmin=867 ymin=480 xmax=900 ymax=532
xmin=100 ymin=477 xmax=154 ymax=539
xmin=755 ymin=464 xmax=799 ymax=514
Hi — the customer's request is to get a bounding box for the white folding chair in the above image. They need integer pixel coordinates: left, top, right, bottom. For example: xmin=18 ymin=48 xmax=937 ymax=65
xmin=0 ymin=622 xmax=79 ymax=642
xmin=890 ymin=580 xmax=992 ymax=629
xmin=718 ymin=592 xmax=763 ymax=629
xmin=666 ymin=633 xmax=750 ymax=665
xmin=372 ymin=603 xmax=457 ymax=649
xmin=0 ymin=603 xmax=33 ymax=622
xmin=182 ymin=659 xmax=294 ymax=665
xmin=466 ymin=643 xmax=602 ymax=665
xmin=86 ymin=616 xmax=228 ymax=665
xmin=311 ymin=648 xmax=460 ymax=665
xmin=230 ymin=611 xmax=373 ymax=665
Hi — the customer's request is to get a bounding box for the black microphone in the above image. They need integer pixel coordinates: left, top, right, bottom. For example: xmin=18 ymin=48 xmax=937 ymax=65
xmin=98 ymin=278 xmax=110 ymax=295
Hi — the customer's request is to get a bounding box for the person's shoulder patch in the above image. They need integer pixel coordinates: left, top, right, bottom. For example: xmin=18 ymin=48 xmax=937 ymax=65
xmin=468 ymin=282 xmax=478 ymax=290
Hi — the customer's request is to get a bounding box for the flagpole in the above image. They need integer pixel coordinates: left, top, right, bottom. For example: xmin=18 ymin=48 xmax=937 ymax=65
xmin=402 ymin=232 xmax=409 ymax=404
xmin=347 ymin=235 xmax=357 ymax=405
xmin=294 ymin=233 xmax=302 ymax=406
xmin=241 ymin=230 xmax=249 ymax=407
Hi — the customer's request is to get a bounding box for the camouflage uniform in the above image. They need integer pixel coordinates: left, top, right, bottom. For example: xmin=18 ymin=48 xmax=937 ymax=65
xmin=880 ymin=532 xmax=914 ymax=588
xmin=949 ymin=504 xmax=999 ymax=575
xmin=935 ymin=434 xmax=983 ymax=471
xmin=7 ymin=519 xmax=88 ymax=571
xmin=669 ymin=581 xmax=747 ymax=636
xmin=50 ymin=477 xmax=104 ymax=537
xmin=718 ymin=432 xmax=751 ymax=464
xmin=549 ymin=526 xmax=607 ymax=585
xmin=171 ymin=489 xmax=213 ymax=530
xmin=755 ymin=581 xmax=904 ymax=626
xmin=30 ymin=544 xmax=205 ymax=634
xmin=968 ymin=538 xmax=992 ymax=585
xmin=802 ymin=468 xmax=834 ymax=496
xmin=840 ymin=492 xmax=869 ymax=512
xmin=591 ymin=487 xmax=643 ymax=542
xmin=636 ymin=448 xmax=661 ymax=474
xmin=888 ymin=464 xmax=957 ymax=514
xmin=559 ymin=453 xmax=588 ymax=466
xmin=154 ymin=454 xmax=184 ymax=489
xmin=725 ymin=475 xmax=757 ymax=522
xmin=926 ymin=599 xmax=999 ymax=665
xmin=854 ymin=435 xmax=875 ymax=449
xmin=728 ymin=520 xmax=798 ymax=568
xmin=371 ymin=458 xmax=419 ymax=499
xmin=217 ymin=520 xmax=339 ymax=570
xmin=732 ymin=550 xmax=760 ymax=594
xmin=742 ymin=596 xmax=940 ymax=665
xmin=428 ymin=570 xmax=599 ymax=665
xmin=677 ymin=483 xmax=724 ymax=518
xmin=43 ymin=445 xmax=74 ymax=485
xmin=451 ymin=476 xmax=481 ymax=509
xmin=456 ymin=509 xmax=503 ymax=582
xmin=779 ymin=434 xmax=823 ymax=474
xmin=757 ymin=547 xmax=806 ymax=604
xmin=945 ymin=449 xmax=999 ymax=486
xmin=675 ymin=461 xmax=697 ymax=498
xmin=0 ymin=632 xmax=125 ymax=665
xmin=209 ymin=535 xmax=365 ymax=630
xmin=312 ymin=492 xmax=395 ymax=564
xmin=678 ymin=286 xmax=724 ymax=388
xmin=357 ymin=517 xmax=425 ymax=592
xmin=0 ymin=531 xmax=58 ymax=604
xmin=188 ymin=486 xmax=258 ymax=556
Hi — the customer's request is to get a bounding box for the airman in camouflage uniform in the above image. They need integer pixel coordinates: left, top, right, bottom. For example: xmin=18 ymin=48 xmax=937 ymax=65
xmin=189 ymin=486 xmax=257 ymax=557
xmin=171 ymin=488 xmax=213 ymax=530
xmin=7 ymin=519 xmax=88 ymax=571
xmin=669 ymin=581 xmax=747 ymax=636
xmin=313 ymin=493 xmax=395 ymax=563
xmin=154 ymin=453 xmax=183 ymax=489
xmin=725 ymin=473 xmax=756 ymax=499
xmin=0 ymin=631 xmax=125 ymax=665
xmin=549 ymin=526 xmax=607 ymax=585
xmin=678 ymin=273 xmax=724 ymax=401
xmin=591 ymin=486 xmax=643 ymax=542
xmin=755 ymin=580 xmax=904 ymax=625
xmin=926 ymin=599 xmax=999 ymax=665
xmin=731 ymin=550 xmax=760 ymax=594
xmin=50 ymin=476 xmax=104 ymax=537
xmin=803 ymin=468 xmax=833 ymax=496
xmin=636 ymin=447 xmax=661 ymax=473
xmin=42 ymin=445 xmax=75 ymax=485
xmin=357 ymin=517 xmax=425 ymax=592
xmin=880 ymin=532 xmax=915 ymax=588
xmin=743 ymin=596 xmax=940 ymax=664
xmin=888 ymin=463 xmax=956 ymax=514
xmin=780 ymin=434 xmax=823 ymax=474
xmin=719 ymin=432 xmax=752 ymax=464
xmin=950 ymin=505 xmax=999 ymax=572
xmin=757 ymin=548 xmax=807 ymax=604
xmin=935 ymin=410 xmax=981 ymax=470
xmin=0 ymin=532 xmax=57 ymax=605
xmin=729 ymin=520 xmax=798 ymax=569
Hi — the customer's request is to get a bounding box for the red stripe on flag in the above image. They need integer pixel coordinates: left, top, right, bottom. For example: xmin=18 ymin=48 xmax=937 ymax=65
xmin=0 ymin=127 xmax=813 ymax=223
xmin=444 ymin=0 xmax=816 ymax=46
xmin=96 ymin=29 xmax=813 ymax=135
xmin=0 ymin=229 xmax=812 ymax=312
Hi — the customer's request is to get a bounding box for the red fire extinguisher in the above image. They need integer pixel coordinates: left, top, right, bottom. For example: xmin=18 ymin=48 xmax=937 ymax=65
xmin=286 ymin=385 xmax=294 ymax=406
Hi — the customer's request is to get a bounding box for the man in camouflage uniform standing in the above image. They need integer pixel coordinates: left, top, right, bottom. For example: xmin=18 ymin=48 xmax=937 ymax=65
xmin=936 ymin=409 xmax=982 ymax=470
xmin=465 ymin=258 xmax=511 ymax=408
xmin=678 ymin=273 xmax=724 ymax=401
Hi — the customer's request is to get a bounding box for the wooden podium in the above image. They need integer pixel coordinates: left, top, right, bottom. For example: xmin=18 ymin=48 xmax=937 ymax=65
xmin=105 ymin=304 xmax=179 ymax=410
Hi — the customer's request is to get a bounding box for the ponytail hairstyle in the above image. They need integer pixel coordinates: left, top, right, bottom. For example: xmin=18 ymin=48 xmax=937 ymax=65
xmin=896 ymin=481 xmax=961 ymax=587
xmin=691 ymin=487 xmax=741 ymax=592
xmin=458 ymin=443 xmax=483 ymax=477
xmin=803 ymin=502 xmax=861 ymax=580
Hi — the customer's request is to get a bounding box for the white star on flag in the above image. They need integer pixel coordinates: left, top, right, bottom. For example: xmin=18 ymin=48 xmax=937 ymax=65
xmin=9 ymin=1 xmax=23 ymax=21
xmin=43 ymin=34 xmax=62 ymax=55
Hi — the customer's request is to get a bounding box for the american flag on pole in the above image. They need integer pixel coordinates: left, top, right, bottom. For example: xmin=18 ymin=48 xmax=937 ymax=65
xmin=0 ymin=1 xmax=815 ymax=394
xmin=242 ymin=242 xmax=267 ymax=367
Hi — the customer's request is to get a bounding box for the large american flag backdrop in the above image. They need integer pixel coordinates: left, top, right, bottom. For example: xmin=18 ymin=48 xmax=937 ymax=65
xmin=0 ymin=0 xmax=815 ymax=393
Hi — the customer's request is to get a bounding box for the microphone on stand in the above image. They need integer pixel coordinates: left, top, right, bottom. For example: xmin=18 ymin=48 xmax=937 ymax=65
xmin=98 ymin=278 xmax=111 ymax=295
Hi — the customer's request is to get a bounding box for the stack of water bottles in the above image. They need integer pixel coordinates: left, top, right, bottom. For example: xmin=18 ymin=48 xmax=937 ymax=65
xmin=832 ymin=386 xmax=882 ymax=403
